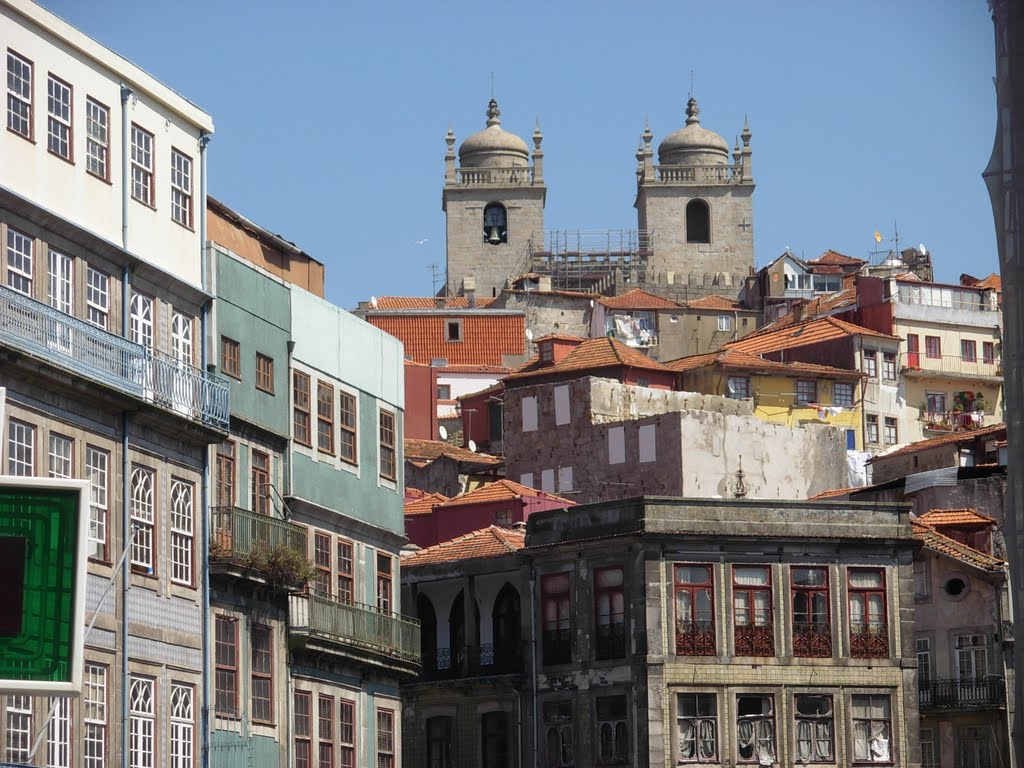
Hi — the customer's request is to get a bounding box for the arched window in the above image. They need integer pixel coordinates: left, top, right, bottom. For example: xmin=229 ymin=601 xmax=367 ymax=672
xmin=686 ymin=199 xmax=711 ymax=244
xmin=492 ymin=583 xmax=521 ymax=671
xmin=449 ymin=590 xmax=466 ymax=673
xmin=417 ymin=593 xmax=438 ymax=673
xmin=484 ymin=203 xmax=508 ymax=245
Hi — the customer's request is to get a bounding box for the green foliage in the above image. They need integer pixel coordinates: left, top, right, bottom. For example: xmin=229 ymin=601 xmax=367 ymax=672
xmin=244 ymin=544 xmax=316 ymax=589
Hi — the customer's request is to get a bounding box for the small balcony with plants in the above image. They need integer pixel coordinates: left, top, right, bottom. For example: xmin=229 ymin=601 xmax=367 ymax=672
xmin=920 ymin=391 xmax=992 ymax=434
xmin=209 ymin=506 xmax=311 ymax=589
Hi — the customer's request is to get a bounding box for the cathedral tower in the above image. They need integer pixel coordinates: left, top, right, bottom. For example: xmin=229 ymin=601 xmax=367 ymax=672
xmin=443 ymin=99 xmax=546 ymax=298
xmin=635 ymin=98 xmax=754 ymax=294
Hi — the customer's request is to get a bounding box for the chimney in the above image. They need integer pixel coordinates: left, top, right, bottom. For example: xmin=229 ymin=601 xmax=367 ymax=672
xmin=435 ymin=296 xmax=446 ymax=309
xmin=463 ymin=275 xmax=477 ymax=307
xmin=538 ymin=275 xmax=552 ymax=292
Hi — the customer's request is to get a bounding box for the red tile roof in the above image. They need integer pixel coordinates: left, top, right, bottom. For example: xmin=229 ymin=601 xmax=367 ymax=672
xmin=404 ymin=439 xmax=503 ymax=466
xmin=746 ymin=289 xmax=858 ymax=337
xmin=808 ymin=264 xmax=844 ymax=275
xmin=404 ymin=492 xmax=450 ymax=516
xmin=367 ymin=313 xmax=525 ymax=366
xmin=401 ymin=525 xmax=526 ymax=566
xmin=665 ymin=348 xmax=862 ymax=378
xmin=439 ymin=479 xmax=573 ymax=509
xmin=373 ymin=296 xmax=497 ymax=309
xmin=912 ymin=522 xmax=1004 ymax=571
xmin=916 ymin=508 xmax=997 ymax=528
xmin=726 ymin=316 xmax=898 ymax=355
xmin=868 ymin=423 xmax=1006 ymax=461
xmin=599 ymin=289 xmax=682 ymax=310
xmin=976 ymin=273 xmax=1002 ymax=292
xmin=435 ymin=364 xmax=510 ymax=374
xmin=507 ymin=336 xmax=674 ymax=382
xmin=807 ymin=486 xmax=860 ymax=500
xmin=686 ymin=295 xmax=747 ymax=311
xmin=807 ymin=249 xmax=866 ymax=267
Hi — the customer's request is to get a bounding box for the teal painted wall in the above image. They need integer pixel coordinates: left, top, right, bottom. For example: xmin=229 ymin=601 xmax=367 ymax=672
xmin=214 ymin=247 xmax=291 ymax=436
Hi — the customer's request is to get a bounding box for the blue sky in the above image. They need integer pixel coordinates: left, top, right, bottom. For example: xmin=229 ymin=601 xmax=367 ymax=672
xmin=43 ymin=1 xmax=997 ymax=309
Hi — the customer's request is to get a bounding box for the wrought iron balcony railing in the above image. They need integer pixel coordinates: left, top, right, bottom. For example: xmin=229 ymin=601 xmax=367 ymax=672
xmin=792 ymin=622 xmax=833 ymax=658
xmin=675 ymin=621 xmax=716 ymax=656
xmin=0 ymin=283 xmax=229 ymax=429
xmin=542 ymin=627 xmax=572 ymax=666
xmin=901 ymin=352 xmax=1002 ymax=380
xmin=920 ymin=410 xmax=987 ymax=433
xmin=289 ymin=593 xmax=421 ymax=667
xmin=850 ymin=623 xmax=889 ymax=659
xmin=919 ymin=677 xmax=1006 ymax=710
xmin=422 ymin=642 xmax=523 ymax=680
xmin=595 ymin=621 xmax=626 ymax=660
xmin=210 ymin=506 xmax=307 ymax=567
xmin=734 ymin=622 xmax=775 ymax=657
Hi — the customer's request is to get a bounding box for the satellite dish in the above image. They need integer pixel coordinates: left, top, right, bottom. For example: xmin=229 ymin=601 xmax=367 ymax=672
xmin=468 ymin=439 xmax=477 ymax=452
xmin=439 ymin=425 xmax=448 ymax=440
xmin=918 ymin=244 xmax=927 ymax=255
xmin=525 ymin=328 xmax=534 ymax=341
xmin=727 ymin=380 xmax=736 ymax=394
xmin=589 ymin=299 xmax=595 ymax=308
xmin=370 ymin=295 xmax=378 ymax=309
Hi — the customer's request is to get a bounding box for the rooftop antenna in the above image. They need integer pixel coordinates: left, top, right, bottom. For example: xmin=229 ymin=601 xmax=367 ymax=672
xmin=689 ymin=70 xmax=694 ymax=99
xmin=490 ymin=72 xmax=495 ymax=99
xmin=427 ymin=263 xmax=443 ymax=295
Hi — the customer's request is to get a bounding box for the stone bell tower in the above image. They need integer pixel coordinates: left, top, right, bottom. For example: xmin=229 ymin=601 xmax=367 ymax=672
xmin=443 ymin=99 xmax=546 ymax=298
xmin=634 ymin=97 xmax=754 ymax=296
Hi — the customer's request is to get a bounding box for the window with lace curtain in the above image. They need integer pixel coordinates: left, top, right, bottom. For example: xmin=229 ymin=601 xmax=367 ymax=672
xmin=735 ymin=695 xmax=775 ymax=765
xmin=676 ymin=693 xmax=716 ymax=763
xmin=851 ymin=695 xmax=891 ymax=763
xmin=733 ymin=566 xmax=773 ymax=656
xmin=848 ymin=569 xmax=888 ymax=658
xmin=794 ymin=695 xmax=833 ymax=762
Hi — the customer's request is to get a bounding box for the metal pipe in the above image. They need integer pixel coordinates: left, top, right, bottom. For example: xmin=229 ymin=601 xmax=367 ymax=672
xmin=119 ymin=85 xmax=132 ymax=251
xmin=529 ymin=568 xmax=538 ymax=768
xmin=198 ymin=129 xmax=213 ymax=768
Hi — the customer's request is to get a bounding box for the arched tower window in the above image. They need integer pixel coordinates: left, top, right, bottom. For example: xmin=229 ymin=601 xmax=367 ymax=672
xmin=484 ymin=203 xmax=508 ymax=245
xmin=686 ymin=199 xmax=711 ymax=244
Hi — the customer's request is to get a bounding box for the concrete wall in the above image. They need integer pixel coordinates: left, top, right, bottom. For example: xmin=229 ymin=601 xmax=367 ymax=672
xmin=493 ymin=289 xmax=593 ymax=350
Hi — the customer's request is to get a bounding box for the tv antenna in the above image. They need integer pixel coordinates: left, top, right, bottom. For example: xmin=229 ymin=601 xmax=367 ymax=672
xmin=427 ymin=263 xmax=443 ymax=296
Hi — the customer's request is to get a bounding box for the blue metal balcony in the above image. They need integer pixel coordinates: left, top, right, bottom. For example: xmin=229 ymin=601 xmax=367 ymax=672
xmin=0 ymin=283 xmax=229 ymax=430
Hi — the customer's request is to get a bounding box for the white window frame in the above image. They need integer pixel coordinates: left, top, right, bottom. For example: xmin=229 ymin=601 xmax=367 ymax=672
xmin=86 ymin=446 xmax=109 ymax=561
xmin=46 ymin=696 xmax=71 ymax=768
xmin=48 ymin=249 xmax=73 ymax=314
xmin=7 ymin=50 xmax=32 ymax=139
xmin=48 ymin=433 xmax=73 ymax=479
xmin=6 ymin=694 xmax=33 ymax=764
xmin=833 ymin=382 xmax=853 ymax=407
xmin=170 ymin=149 xmax=193 ymax=228
xmin=130 ymin=466 xmax=155 ymax=571
xmin=83 ymin=664 xmax=107 ymax=768
xmin=170 ymin=683 xmax=194 ymax=768
xmin=130 ymin=293 xmax=154 ymax=350
xmin=7 ymin=227 xmax=34 ymax=296
xmin=170 ymin=479 xmax=194 ymax=586
xmin=86 ymin=98 xmax=109 ymax=180
xmin=8 ymin=419 xmax=35 ymax=476
xmin=172 ymin=311 xmax=193 ymax=366
xmin=865 ymin=414 xmax=879 ymax=444
xmin=87 ymin=266 xmax=110 ymax=329
xmin=130 ymin=124 xmax=154 ymax=206
xmin=717 ymin=315 xmax=731 ymax=332
xmin=47 ymin=74 xmax=72 ymax=160
xmin=128 ymin=677 xmax=154 ymax=768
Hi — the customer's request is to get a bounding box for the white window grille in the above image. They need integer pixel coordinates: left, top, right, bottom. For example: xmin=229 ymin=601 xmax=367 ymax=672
xmin=46 ymin=697 xmax=71 ymax=768
xmin=86 ymin=98 xmax=109 ymax=179
xmin=130 ymin=294 xmax=154 ymax=350
xmin=128 ymin=677 xmax=154 ymax=768
xmin=130 ymin=125 xmax=154 ymax=205
xmin=172 ymin=312 xmax=193 ymax=365
xmin=7 ymin=227 xmax=33 ymax=296
xmin=48 ymin=433 xmax=73 ymax=479
xmin=5 ymin=695 xmax=32 ymax=763
xmin=48 ymin=249 xmax=73 ymax=314
xmin=170 ymin=150 xmax=193 ymax=228
xmin=47 ymin=75 xmax=72 ymax=159
xmin=170 ymin=684 xmax=194 ymax=768
xmin=130 ymin=466 xmax=155 ymax=570
xmin=83 ymin=664 xmax=107 ymax=768
xmin=8 ymin=419 xmax=35 ymax=476
xmin=717 ymin=315 xmax=730 ymax=332
xmin=7 ymin=51 xmax=32 ymax=137
xmin=86 ymin=267 xmax=110 ymax=329
xmin=170 ymin=479 xmax=194 ymax=585
xmin=86 ymin=447 xmax=109 ymax=560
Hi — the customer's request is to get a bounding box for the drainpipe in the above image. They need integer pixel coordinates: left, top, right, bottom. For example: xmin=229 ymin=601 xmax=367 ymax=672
xmin=529 ymin=568 xmax=538 ymax=768
xmin=120 ymin=85 xmax=132 ymax=251
xmin=198 ymin=129 xmax=212 ymax=768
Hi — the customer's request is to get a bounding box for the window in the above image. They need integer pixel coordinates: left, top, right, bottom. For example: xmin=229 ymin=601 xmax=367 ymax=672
xmin=685 ymin=199 xmax=710 ymax=243
xmin=956 ymin=632 xmax=988 ymax=682
xmin=920 ymin=728 xmax=937 ymax=768
xmin=317 ymin=381 xmax=334 ymax=453
xmin=5 ymin=695 xmax=32 ymax=763
xmin=916 ymin=638 xmax=933 ymax=705
xmin=983 ymin=341 xmax=996 ymax=365
xmin=727 ymin=376 xmax=749 ymax=399
xmin=214 ymin=616 xmax=238 ymax=715
xmin=170 ymin=149 xmax=193 ymax=227
xmin=337 ymin=540 xmax=354 ymax=603
xmin=925 ymin=392 xmax=946 ymax=414
xmin=128 ymin=677 xmax=154 ymax=768
xmin=7 ymin=51 xmax=32 ymax=138
xmin=674 ymin=565 xmax=715 ymax=656
xmin=865 ymin=414 xmax=879 ymax=444
xmin=863 ymin=349 xmax=877 ymax=378
xmin=170 ymin=684 xmax=193 ymax=768
xmin=481 ymin=711 xmax=509 ymax=768
xmin=735 ymin=695 xmax=775 ymax=764
xmin=677 ymin=693 xmax=717 ymax=763
xmin=961 ymin=339 xmax=977 ymax=362
xmin=596 ymin=696 xmax=627 ymax=764
xmin=594 ymin=567 xmax=625 ymax=659
xmin=129 ymin=293 xmax=153 ymax=350
xmin=851 ymin=695 xmax=891 ymax=763
xmin=221 ymin=337 xmax=240 ymax=378
xmin=48 ymin=249 xmax=73 ymax=314
xmin=294 ymin=692 xmax=311 ymax=768
xmin=170 ymin=312 xmax=193 ymax=367
xmin=215 ymin=441 xmax=234 ymax=508
xmin=7 ymin=227 xmax=33 ymax=296
xmin=170 ymin=479 xmax=194 ymax=585
xmin=256 ymin=353 xmax=274 ymax=393
xmin=426 ymin=716 xmax=452 ymax=768
xmin=913 ymin=560 xmax=930 ymax=602
xmin=554 ymin=384 xmax=570 ymax=425
xmin=293 ymin=371 xmax=311 ymax=445
xmin=483 ymin=202 xmax=508 ymax=244
xmin=84 ymin=266 xmax=110 ymax=329
xmin=7 ymin=419 xmax=34 ymax=476
xmin=794 ymin=695 xmax=833 ymax=763
xmin=48 ymin=433 xmax=73 ymax=479
xmin=314 ymin=532 xmax=331 ymax=597
xmin=542 ymin=700 xmax=574 ymax=768
xmin=130 ymin=466 xmax=155 ymax=571
xmin=130 ymin=124 xmax=154 ymax=205
xmin=46 ymin=696 xmax=70 ymax=768
xmin=338 ymin=699 xmax=356 ymax=768
xmin=251 ymin=450 xmax=270 ymax=516
xmin=539 ymin=342 xmax=554 ymax=363
xmin=925 ymin=335 xmax=941 ymax=359
xmin=376 ymin=708 xmax=395 ymax=768
xmin=849 ymin=569 xmax=888 ymax=658
xmin=47 ymin=75 xmax=72 ymax=160
xmin=379 ymin=409 xmax=396 ymax=480
xmin=791 ymin=567 xmax=831 ymax=657
xmin=376 ymin=553 xmax=393 ymax=613
xmin=445 ymin=319 xmax=462 ymax=342
xmin=833 ymin=382 xmax=853 ymax=407
xmin=733 ymin=566 xmax=773 ymax=656
xmin=437 ymin=384 xmax=451 ymax=400
xmin=717 ymin=315 xmax=730 ymax=332
xmin=542 ymin=572 xmax=572 ymax=664
xmin=957 ymin=727 xmax=994 ymax=768
xmin=883 ymin=417 xmax=898 ymax=446
xmin=812 ymin=274 xmax=842 ymax=293
xmin=317 ymin=696 xmax=333 ymax=768
xmin=83 ymin=664 xmax=107 ymax=768
xmin=882 ymin=352 xmax=897 ymax=381
xmin=83 ymin=446 xmax=110 ymax=561
xmin=339 ymin=391 xmax=357 ymax=464
xmin=251 ymin=625 xmax=273 ymax=723
xmin=796 ymin=380 xmax=817 ymax=405
xmin=85 ymin=98 xmax=109 ymax=180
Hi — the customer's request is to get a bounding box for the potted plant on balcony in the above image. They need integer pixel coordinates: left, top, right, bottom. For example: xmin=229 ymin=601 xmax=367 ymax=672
xmin=245 ymin=544 xmax=316 ymax=590
xmin=973 ymin=393 xmax=989 ymax=413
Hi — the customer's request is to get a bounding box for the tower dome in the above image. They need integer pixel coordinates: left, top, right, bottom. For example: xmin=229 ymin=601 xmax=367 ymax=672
xmin=458 ymin=99 xmax=530 ymax=168
xmin=657 ymin=97 xmax=730 ymax=166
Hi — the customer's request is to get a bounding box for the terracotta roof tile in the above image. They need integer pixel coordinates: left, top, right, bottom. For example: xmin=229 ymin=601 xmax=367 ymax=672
xmin=809 ymin=264 xmax=844 ymax=275
xmin=373 ymin=296 xmax=497 ymax=309
xmin=746 ymin=289 xmax=858 ymax=337
xmin=912 ymin=522 xmax=1005 ymax=571
xmin=976 ymin=273 xmax=1002 ymax=291
xmin=917 ymin=508 xmax=997 ymax=528
xmin=439 ymin=479 xmax=574 ymax=509
xmin=401 ymin=525 xmax=526 ymax=566
xmin=456 ymin=382 xmax=505 ymax=401
xmin=807 ymin=486 xmax=861 ymax=500
xmin=404 ymin=492 xmax=450 ymax=516
xmin=807 ymin=249 xmax=866 ymax=267
xmin=665 ymin=347 xmax=862 ymax=378
xmin=404 ymin=439 xmax=503 ymax=466
xmin=435 ymin=364 xmax=510 ymax=374
xmin=367 ymin=313 xmax=524 ymax=366
xmin=686 ymin=295 xmax=746 ymax=311
xmin=599 ymin=289 xmax=682 ymax=310
xmin=504 ymin=289 xmax=600 ymax=300
xmin=726 ymin=316 xmax=898 ymax=355
xmin=869 ymin=424 xmax=1006 ymax=461
xmin=507 ymin=337 xmax=674 ymax=381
